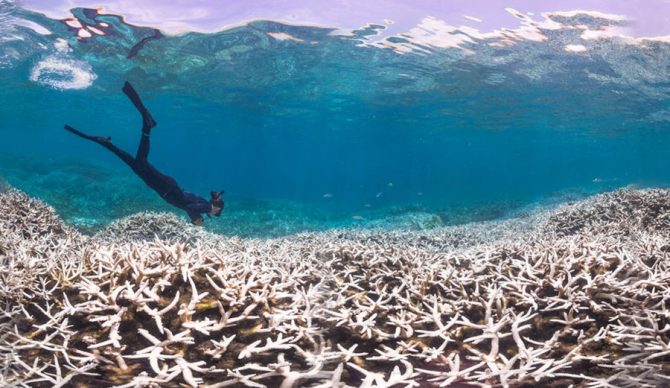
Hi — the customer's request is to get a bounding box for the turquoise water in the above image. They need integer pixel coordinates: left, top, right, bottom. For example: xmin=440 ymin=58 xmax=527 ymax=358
xmin=1 ymin=3 xmax=669 ymax=236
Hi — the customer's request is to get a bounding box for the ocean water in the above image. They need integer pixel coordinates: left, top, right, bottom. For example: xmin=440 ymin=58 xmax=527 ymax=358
xmin=1 ymin=1 xmax=670 ymax=237
xmin=5 ymin=3 xmax=670 ymax=387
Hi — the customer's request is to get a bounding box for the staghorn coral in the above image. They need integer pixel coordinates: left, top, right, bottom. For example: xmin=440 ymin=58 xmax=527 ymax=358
xmin=1 ymin=187 xmax=669 ymax=387
xmin=94 ymin=212 xmax=209 ymax=245
xmin=0 ymin=189 xmax=89 ymax=300
xmin=543 ymin=188 xmax=670 ymax=238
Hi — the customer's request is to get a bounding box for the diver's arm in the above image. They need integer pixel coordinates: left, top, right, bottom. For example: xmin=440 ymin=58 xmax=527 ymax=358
xmin=185 ymin=198 xmax=213 ymax=225
xmin=186 ymin=201 xmax=212 ymax=214
xmin=187 ymin=210 xmax=205 ymax=225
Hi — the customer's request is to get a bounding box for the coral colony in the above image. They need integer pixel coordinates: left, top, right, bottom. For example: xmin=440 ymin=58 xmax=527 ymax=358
xmin=1 ymin=186 xmax=670 ymax=387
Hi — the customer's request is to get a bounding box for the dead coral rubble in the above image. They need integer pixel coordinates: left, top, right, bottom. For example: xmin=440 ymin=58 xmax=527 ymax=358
xmin=1 ymin=188 xmax=669 ymax=387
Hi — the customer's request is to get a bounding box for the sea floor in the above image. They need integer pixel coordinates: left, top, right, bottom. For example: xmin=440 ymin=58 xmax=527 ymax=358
xmin=1 ymin=184 xmax=669 ymax=386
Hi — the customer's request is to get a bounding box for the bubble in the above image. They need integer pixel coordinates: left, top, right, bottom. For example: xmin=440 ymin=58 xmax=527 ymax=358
xmin=54 ymin=38 xmax=71 ymax=53
xmin=29 ymin=56 xmax=97 ymax=90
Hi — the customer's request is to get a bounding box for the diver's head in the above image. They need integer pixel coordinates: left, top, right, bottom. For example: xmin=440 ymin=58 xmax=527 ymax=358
xmin=210 ymin=190 xmax=225 ymax=217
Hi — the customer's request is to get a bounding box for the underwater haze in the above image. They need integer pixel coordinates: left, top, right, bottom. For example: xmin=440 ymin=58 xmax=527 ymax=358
xmin=1 ymin=0 xmax=670 ymax=236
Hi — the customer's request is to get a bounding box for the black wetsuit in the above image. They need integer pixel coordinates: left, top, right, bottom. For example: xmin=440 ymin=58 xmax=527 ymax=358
xmin=65 ymin=82 xmax=212 ymax=223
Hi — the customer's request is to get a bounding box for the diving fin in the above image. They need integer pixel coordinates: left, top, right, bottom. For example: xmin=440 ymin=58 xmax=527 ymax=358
xmin=122 ymin=81 xmax=157 ymax=131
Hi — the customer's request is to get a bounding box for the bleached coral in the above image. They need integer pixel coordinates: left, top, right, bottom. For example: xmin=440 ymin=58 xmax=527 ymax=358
xmin=1 ymin=187 xmax=669 ymax=387
xmin=543 ymin=188 xmax=670 ymax=238
xmin=94 ymin=212 xmax=209 ymax=245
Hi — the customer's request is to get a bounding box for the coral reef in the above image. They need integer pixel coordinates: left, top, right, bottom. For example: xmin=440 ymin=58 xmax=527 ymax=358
xmin=0 ymin=177 xmax=10 ymax=193
xmin=94 ymin=212 xmax=208 ymax=245
xmin=1 ymin=187 xmax=670 ymax=387
xmin=544 ymin=188 xmax=670 ymax=238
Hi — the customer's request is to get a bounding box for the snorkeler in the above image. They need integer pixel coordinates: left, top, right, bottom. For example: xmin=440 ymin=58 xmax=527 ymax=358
xmin=64 ymin=81 xmax=224 ymax=225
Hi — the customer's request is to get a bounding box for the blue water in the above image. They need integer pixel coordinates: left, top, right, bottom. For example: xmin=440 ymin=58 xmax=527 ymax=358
xmin=1 ymin=3 xmax=670 ymax=236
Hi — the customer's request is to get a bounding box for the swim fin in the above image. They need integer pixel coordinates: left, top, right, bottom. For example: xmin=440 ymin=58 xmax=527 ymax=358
xmin=64 ymin=125 xmax=111 ymax=143
xmin=122 ymin=81 xmax=157 ymax=131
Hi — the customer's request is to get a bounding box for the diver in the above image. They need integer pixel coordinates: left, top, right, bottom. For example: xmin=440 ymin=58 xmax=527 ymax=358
xmin=64 ymin=81 xmax=224 ymax=225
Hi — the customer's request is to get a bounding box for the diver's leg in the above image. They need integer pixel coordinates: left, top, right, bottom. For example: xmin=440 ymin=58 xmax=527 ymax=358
xmin=136 ymin=130 xmax=150 ymax=162
xmin=122 ymin=81 xmax=157 ymax=133
xmin=64 ymin=125 xmax=135 ymax=166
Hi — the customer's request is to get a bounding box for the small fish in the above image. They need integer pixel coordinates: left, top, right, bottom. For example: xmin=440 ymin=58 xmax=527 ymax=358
xmin=352 ymin=215 xmax=364 ymax=220
xmin=387 ymin=182 xmax=393 ymax=187
xmin=323 ymin=193 xmax=333 ymax=198
xmin=592 ymin=178 xmax=603 ymax=183
xmin=364 ymin=204 xmax=372 ymax=208
xmin=376 ymin=192 xmax=383 ymax=198
xmin=416 ymin=192 xmax=423 ymax=196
